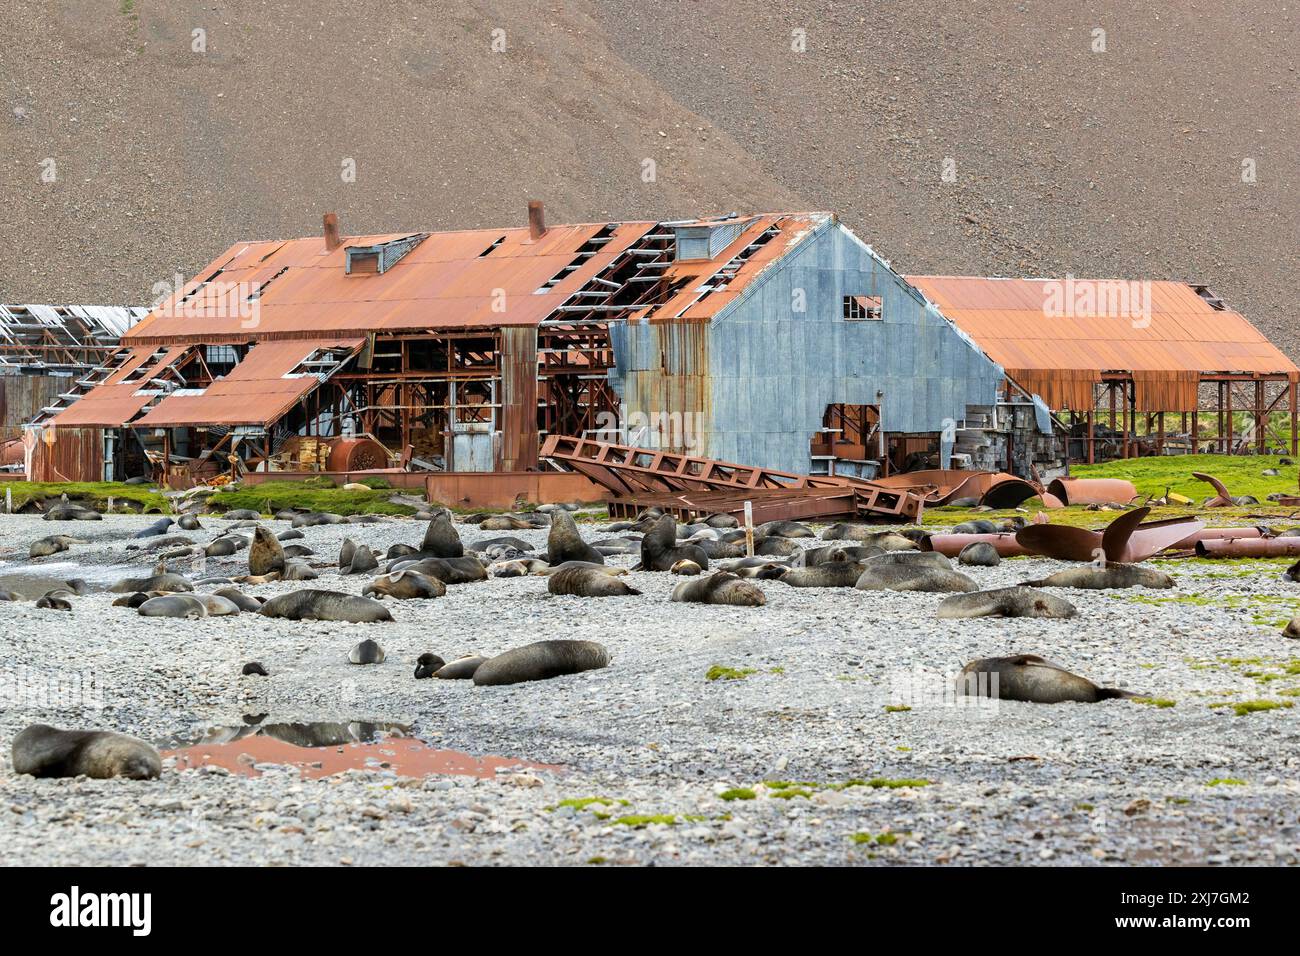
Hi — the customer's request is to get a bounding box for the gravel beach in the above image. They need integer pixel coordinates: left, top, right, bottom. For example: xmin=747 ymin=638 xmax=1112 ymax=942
xmin=1 ymin=511 xmax=1298 ymax=866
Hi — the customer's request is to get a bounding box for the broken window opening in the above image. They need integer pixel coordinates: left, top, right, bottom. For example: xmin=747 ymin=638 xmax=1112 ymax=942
xmin=843 ymin=295 xmax=882 ymax=321
xmin=533 ymin=225 xmax=618 ymax=294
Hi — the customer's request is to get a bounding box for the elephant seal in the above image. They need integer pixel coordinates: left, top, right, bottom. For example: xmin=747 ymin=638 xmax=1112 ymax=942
xmin=671 ymin=559 xmax=703 ymax=575
xmin=214 ymin=587 xmax=264 ymax=612
xmin=362 ymin=570 xmax=446 ymax=600
xmin=420 ymin=512 xmax=464 ymax=558
xmin=671 ymin=572 xmax=766 ymax=606
xmin=12 ymin=724 xmax=161 ymax=780
xmin=436 ymin=655 xmax=488 ymax=680
xmin=389 ymin=556 xmax=487 ymax=584
xmin=259 ymin=590 xmax=393 ymax=623
xmin=349 ymin=639 xmax=386 ymax=664
xmin=414 ymin=653 xmax=446 ymax=679
xmin=547 ymin=509 xmax=604 ymax=565
xmin=958 ymin=542 xmax=1002 ymax=567
xmin=1025 ymin=565 xmax=1175 ymax=590
xmin=548 ymin=565 xmax=641 ymax=597
xmin=29 ymin=535 xmax=83 ymax=558
xmin=955 ymin=655 xmax=1136 ymax=703
xmin=473 ymin=640 xmax=610 ymax=686
xmin=854 ymin=563 xmax=977 ymax=593
xmin=756 ymin=520 xmax=815 ymax=539
xmin=241 ymin=662 xmax=269 ymax=677
xmin=138 ymin=594 xmax=209 ymax=618
xmin=778 ymin=556 xmax=866 ymax=588
xmin=248 ymin=526 xmax=285 ymax=576
xmin=937 ymin=586 xmax=1077 ymax=619
xmin=639 ymin=514 xmax=709 ymax=572
xmin=490 ymin=558 xmax=551 ymax=578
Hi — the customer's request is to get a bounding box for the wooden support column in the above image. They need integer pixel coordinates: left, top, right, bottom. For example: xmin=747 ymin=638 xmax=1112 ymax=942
xmin=1225 ymin=381 xmax=1233 ymax=454
xmin=1086 ymin=408 xmax=1094 ymax=464
xmin=1256 ymin=379 xmax=1265 ymax=453
xmin=1291 ymin=379 xmax=1298 ymax=456
xmin=1157 ymin=411 xmax=1165 ymax=454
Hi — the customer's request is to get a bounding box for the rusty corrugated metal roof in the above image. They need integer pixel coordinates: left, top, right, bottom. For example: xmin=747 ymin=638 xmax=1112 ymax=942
xmin=49 ymin=346 xmax=192 ymax=427
xmin=124 ymin=215 xmax=828 ymax=345
xmin=906 ymin=276 xmax=1298 ymax=376
xmin=134 ymin=338 xmax=365 ymax=427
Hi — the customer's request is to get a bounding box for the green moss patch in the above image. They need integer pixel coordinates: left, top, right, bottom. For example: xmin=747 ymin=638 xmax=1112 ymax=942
xmin=718 ymin=788 xmax=756 ymax=801
xmin=1131 ymin=697 xmax=1176 ymax=708
xmin=209 ymin=480 xmax=416 ymax=516
xmin=706 ymin=665 xmax=758 ymax=682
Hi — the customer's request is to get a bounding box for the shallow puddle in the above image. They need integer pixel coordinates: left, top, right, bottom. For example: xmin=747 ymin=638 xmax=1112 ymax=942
xmin=163 ymin=720 xmax=559 ymax=779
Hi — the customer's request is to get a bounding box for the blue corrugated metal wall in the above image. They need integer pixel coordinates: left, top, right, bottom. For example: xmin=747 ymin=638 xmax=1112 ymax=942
xmin=609 ymin=221 xmax=1007 ymax=473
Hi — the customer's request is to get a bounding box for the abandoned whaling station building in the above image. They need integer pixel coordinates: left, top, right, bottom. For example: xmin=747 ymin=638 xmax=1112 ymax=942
xmin=23 ymin=205 xmax=1298 ymax=492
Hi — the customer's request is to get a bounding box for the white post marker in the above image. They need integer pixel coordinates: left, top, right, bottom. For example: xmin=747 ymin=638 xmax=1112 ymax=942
xmin=744 ymin=500 xmax=754 ymax=557
xmin=4 ymin=487 xmax=10 ymax=513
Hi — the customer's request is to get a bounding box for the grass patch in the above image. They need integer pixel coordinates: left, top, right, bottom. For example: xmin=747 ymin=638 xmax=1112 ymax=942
xmin=851 ymin=831 xmax=904 ymax=846
xmin=718 ymin=788 xmax=756 ymax=801
xmin=1206 ymin=778 xmax=1247 ymax=787
xmin=209 ymin=480 xmax=417 ymax=516
xmin=1131 ymin=697 xmax=1176 ymax=709
xmin=0 ymin=480 xmax=167 ymax=512
xmin=607 ymin=814 xmax=678 ymax=828
xmin=706 ymin=665 xmax=758 ymax=682
xmin=546 ymin=796 xmax=629 ymax=812
xmin=1074 ymin=452 xmax=1300 ymax=503
xmin=883 ymin=704 xmax=912 ymax=713
xmin=1227 ymin=699 xmax=1294 ymax=717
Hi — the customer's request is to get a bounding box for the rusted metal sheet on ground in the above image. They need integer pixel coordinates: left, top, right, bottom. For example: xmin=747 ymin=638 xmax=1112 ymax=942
xmin=1046 ymin=477 xmax=1138 ymax=506
xmin=873 ymin=468 xmax=1042 ymax=508
xmin=1192 ymin=472 xmax=1236 ymax=507
xmin=424 ymin=471 xmax=606 ymax=510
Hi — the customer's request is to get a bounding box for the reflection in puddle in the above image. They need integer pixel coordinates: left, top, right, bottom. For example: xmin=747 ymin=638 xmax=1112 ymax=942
xmin=163 ymin=719 xmax=559 ymax=780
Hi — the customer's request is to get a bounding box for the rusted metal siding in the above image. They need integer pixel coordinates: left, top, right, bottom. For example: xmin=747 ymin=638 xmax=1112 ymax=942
xmin=1 ymin=372 xmax=63 ymax=439
xmin=499 ymin=326 xmax=539 ymax=470
xmin=701 ymin=222 xmax=1006 ymax=474
xmin=608 ymin=319 xmax=711 ymax=456
xmin=26 ymin=425 xmax=104 ymax=482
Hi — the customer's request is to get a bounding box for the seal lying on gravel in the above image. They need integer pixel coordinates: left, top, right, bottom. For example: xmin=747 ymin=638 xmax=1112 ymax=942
xmin=109 ymin=566 xmax=193 ymax=594
xmin=755 ymin=520 xmax=815 ymax=539
xmin=671 ymin=559 xmax=702 ymax=575
xmin=414 ymin=653 xmax=445 ymax=679
xmin=854 ymin=563 xmax=977 ymax=593
xmin=490 ymin=558 xmax=551 ymax=577
xmin=864 ymin=550 xmax=953 ymax=570
xmin=1025 ymin=564 xmax=1174 ymax=590
xmin=671 ymin=572 xmax=766 ymax=606
xmin=35 ymin=589 xmax=74 ymax=610
xmin=955 ymin=655 xmax=1137 ymax=703
xmin=958 ymin=542 xmax=1001 ymax=567
xmin=778 ymin=556 xmax=866 ymax=588
xmin=547 ymin=509 xmax=604 ymax=565
xmin=291 ymin=511 xmax=346 ymax=528
xmin=937 ymin=586 xmax=1077 ymax=619
xmin=138 ymin=594 xmax=211 ymax=618
xmin=221 ymin=509 xmax=261 ymax=520
xmin=42 ymin=497 xmax=101 ymax=521
xmin=547 ymin=565 xmax=640 ymax=596
xmin=134 ymin=517 xmax=175 ymax=538
xmin=29 ymin=534 xmax=83 ymax=558
xmin=436 ymin=655 xmax=488 ymax=679
xmin=795 ymin=544 xmax=884 ymax=567
xmin=389 ymin=556 xmax=487 ymax=584
xmin=12 ymin=724 xmax=161 ymax=780
xmin=177 ymin=514 xmax=203 ymax=531
xmin=248 ymin=526 xmax=285 ymax=576
xmin=362 ymin=570 xmax=446 ymax=600
xmin=479 ymin=513 xmax=543 ymax=531
xmin=258 ymin=590 xmax=393 ymax=623
xmin=213 ymin=587 xmax=264 ymax=611
xmin=639 ymin=515 xmax=710 ymax=572
xmin=349 ymin=639 xmax=386 ymax=664
xmin=473 ymin=639 xmax=610 ymax=686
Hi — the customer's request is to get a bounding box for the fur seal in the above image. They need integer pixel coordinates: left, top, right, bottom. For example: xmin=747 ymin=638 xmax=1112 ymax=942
xmin=479 ymin=513 xmax=540 ymax=531
xmin=755 ymin=537 xmax=803 ymax=557
xmin=547 ymin=509 xmax=604 ymax=565
xmin=112 ymin=591 xmax=152 ymax=608
xmin=937 ymin=586 xmax=1077 ymax=619
xmin=138 ymin=594 xmax=210 ymax=618
xmin=955 ymin=655 xmax=1136 ymax=703
xmin=705 ymin=513 xmax=739 ymax=528
xmin=279 ymin=560 xmax=318 ymax=581
xmin=863 ymin=550 xmax=953 ymax=570
xmin=203 ymin=537 xmax=241 ymax=557
xmin=221 ymin=509 xmax=261 ymax=520
xmin=248 ymin=526 xmax=285 ymax=576
xmin=291 ymin=511 xmax=346 ymax=528
xmin=414 ymin=653 xmax=446 ymax=679
xmin=242 ymin=661 xmax=269 ymax=676
xmin=388 ymin=556 xmax=487 ymax=584
xmin=258 ymin=590 xmax=393 ymax=623
xmin=214 ymin=587 xmax=264 ymax=611
xmin=386 ymin=543 xmax=419 ymax=559
xmin=958 ymin=542 xmax=1002 ymax=567
xmin=547 ymin=565 xmax=641 ymax=597
xmin=639 ymin=514 xmax=709 ymax=572
xmin=277 ymin=529 xmax=305 ymax=541
xmin=43 ymin=497 xmax=101 ymax=521
xmin=489 ymin=558 xmax=551 ymax=578
xmin=1025 ymin=565 xmax=1174 ymax=590
xmin=339 ymin=539 xmax=378 ymax=575
xmin=778 ymin=557 xmax=866 ymax=588
xmin=109 ymin=569 xmax=192 ymax=594
xmin=671 ymin=572 xmax=766 ymax=606
xmin=419 ymin=512 xmax=465 ymax=558
xmin=134 ymin=517 xmax=175 ymax=538
xmin=796 ymin=544 xmax=884 ymax=567
xmin=435 ymin=655 xmax=488 ymax=680
xmin=854 ymin=563 xmax=977 ymax=592
xmin=12 ymin=724 xmax=161 ymax=780
xmin=671 ymin=559 xmax=703 ymax=575
xmin=362 ymin=570 xmax=447 ymax=600
xmin=29 ymin=534 xmax=83 ymax=558
xmin=755 ymin=520 xmax=815 ymax=539
xmin=473 ymin=639 xmax=610 ymax=686
xmin=349 ymin=639 xmax=386 ymax=664
xmin=35 ymin=590 xmax=73 ymax=610
xmin=177 ymin=514 xmax=203 ymax=531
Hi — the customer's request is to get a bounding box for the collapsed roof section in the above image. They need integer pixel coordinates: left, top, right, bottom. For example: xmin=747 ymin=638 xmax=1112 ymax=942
xmin=0 ymin=304 xmax=148 ymax=371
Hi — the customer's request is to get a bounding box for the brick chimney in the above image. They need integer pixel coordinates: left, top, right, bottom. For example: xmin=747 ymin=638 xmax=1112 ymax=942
xmin=323 ymin=212 xmax=342 ymax=251
xmin=527 ymin=200 xmax=546 ymax=241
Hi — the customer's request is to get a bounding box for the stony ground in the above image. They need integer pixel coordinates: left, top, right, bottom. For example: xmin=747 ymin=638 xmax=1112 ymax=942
xmin=1 ymin=510 xmax=1298 ymax=866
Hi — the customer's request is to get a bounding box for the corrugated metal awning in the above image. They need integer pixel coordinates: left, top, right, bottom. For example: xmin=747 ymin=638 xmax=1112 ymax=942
xmin=49 ymin=346 xmax=192 ymax=427
xmin=133 ymin=338 xmax=364 ymax=427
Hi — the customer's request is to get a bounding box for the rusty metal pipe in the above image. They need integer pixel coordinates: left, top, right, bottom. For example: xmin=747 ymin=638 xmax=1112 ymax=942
xmin=922 ymin=532 xmax=1032 ymax=558
xmin=1047 ymin=477 xmax=1138 ymax=506
xmin=1195 ymin=537 xmax=1300 ymax=558
xmin=528 ymin=200 xmax=546 ymax=241
xmin=1171 ymin=526 xmax=1263 ymax=550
